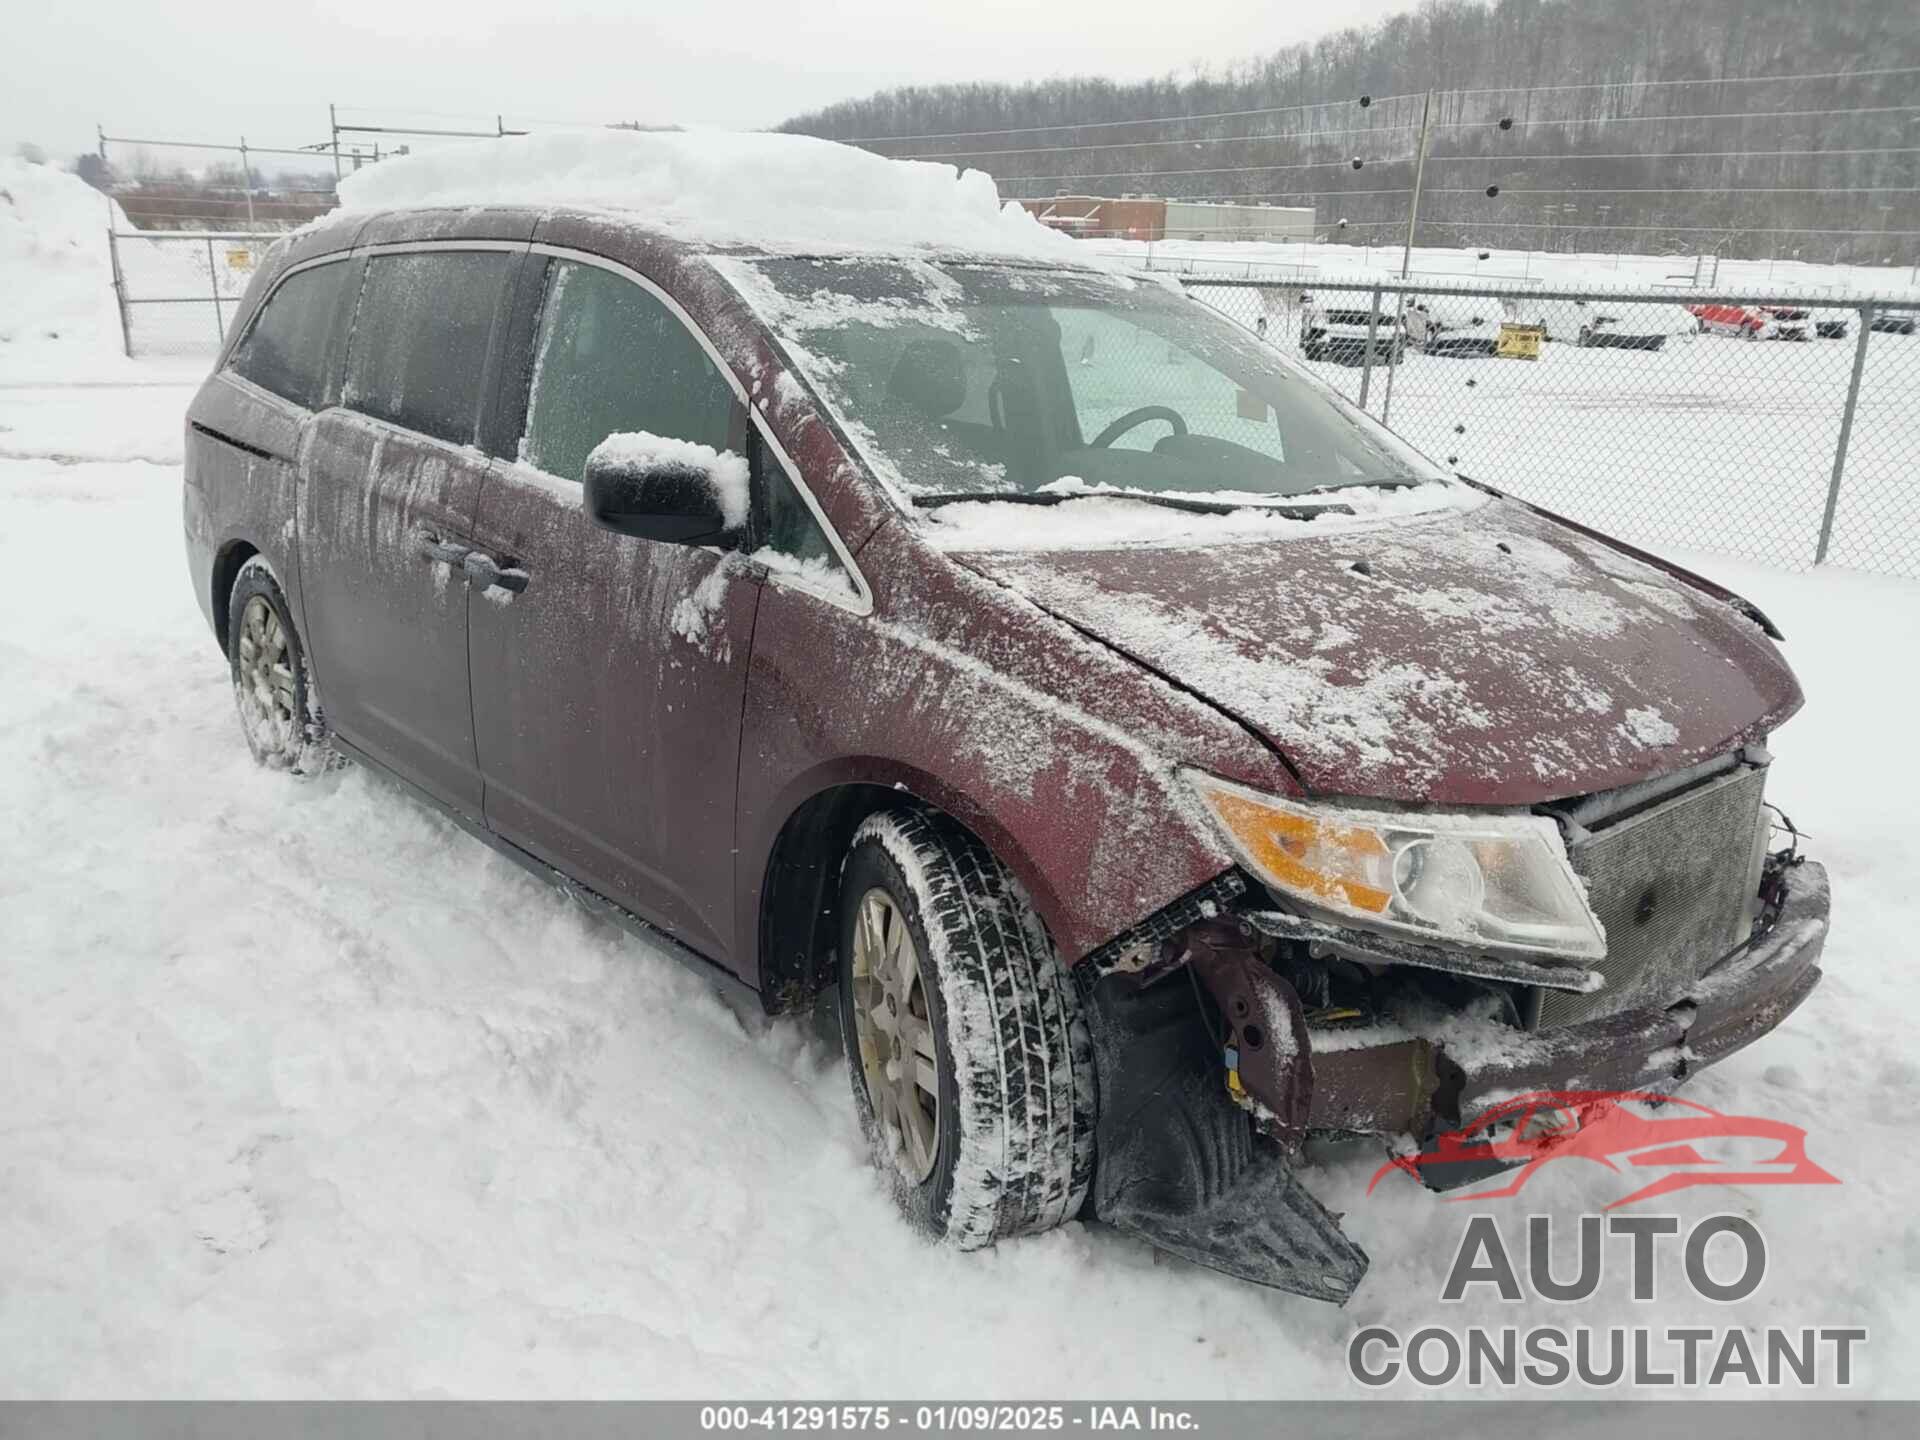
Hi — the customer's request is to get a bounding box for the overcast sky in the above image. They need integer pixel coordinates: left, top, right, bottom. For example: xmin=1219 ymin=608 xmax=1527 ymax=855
xmin=5 ymin=2 xmax=1416 ymax=167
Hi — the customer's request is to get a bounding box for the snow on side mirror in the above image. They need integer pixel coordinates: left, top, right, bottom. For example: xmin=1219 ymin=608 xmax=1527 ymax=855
xmin=583 ymin=432 xmax=751 ymax=548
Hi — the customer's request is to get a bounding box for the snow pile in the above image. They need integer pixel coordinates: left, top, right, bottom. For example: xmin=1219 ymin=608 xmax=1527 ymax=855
xmin=586 ymin=430 xmax=751 ymax=529
xmin=0 ymin=158 xmax=128 ymax=361
xmin=335 ymin=129 xmax=1089 ymax=262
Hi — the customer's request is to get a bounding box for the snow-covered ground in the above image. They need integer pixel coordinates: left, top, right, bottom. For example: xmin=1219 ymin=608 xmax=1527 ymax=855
xmin=3 ymin=355 xmax=1918 ymax=1399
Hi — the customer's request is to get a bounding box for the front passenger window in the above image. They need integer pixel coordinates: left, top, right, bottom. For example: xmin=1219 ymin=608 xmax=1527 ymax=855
xmin=522 ymin=260 xmax=737 ymax=483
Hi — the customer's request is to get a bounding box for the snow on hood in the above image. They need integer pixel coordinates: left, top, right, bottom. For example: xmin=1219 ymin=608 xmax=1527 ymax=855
xmin=950 ymin=497 xmax=1802 ymax=806
xmin=334 ymin=130 xmax=1095 ymax=263
xmin=920 ymin=479 xmax=1480 ymax=552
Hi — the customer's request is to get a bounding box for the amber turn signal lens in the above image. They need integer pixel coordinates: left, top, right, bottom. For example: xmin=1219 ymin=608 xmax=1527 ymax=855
xmin=1206 ymin=789 xmax=1392 ymax=914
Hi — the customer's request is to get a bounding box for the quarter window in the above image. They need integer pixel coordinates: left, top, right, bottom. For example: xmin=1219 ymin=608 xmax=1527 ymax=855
xmin=228 ymin=259 xmax=356 ymax=409
xmin=521 ymin=259 xmax=738 ymax=483
xmin=344 ymin=251 xmax=513 ymax=446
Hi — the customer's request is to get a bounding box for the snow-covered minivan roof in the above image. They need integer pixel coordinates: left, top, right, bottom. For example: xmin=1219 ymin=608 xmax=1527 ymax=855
xmin=332 ymin=129 xmax=1101 ymax=265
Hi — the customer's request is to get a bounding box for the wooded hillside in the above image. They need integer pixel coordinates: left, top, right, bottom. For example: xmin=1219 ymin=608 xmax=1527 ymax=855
xmin=779 ymin=0 xmax=1920 ymax=261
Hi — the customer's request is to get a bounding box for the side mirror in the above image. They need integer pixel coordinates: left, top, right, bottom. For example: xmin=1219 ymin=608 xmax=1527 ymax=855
xmin=582 ymin=434 xmax=749 ymax=547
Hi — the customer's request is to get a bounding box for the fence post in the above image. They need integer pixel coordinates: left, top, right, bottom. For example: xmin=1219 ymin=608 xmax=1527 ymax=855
xmin=1381 ymin=290 xmax=1408 ymax=425
xmin=1358 ymin=286 xmax=1382 ymax=410
xmin=207 ymin=236 xmax=225 ymax=346
xmin=1815 ymin=304 xmax=1874 ymax=566
xmin=239 ymin=138 xmax=256 ymax=229
xmin=106 ymin=227 xmax=132 ymax=359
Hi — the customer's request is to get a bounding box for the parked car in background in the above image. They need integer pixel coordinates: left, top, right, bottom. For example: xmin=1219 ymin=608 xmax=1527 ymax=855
xmin=1803 ymin=309 xmax=1851 ymax=341
xmin=1760 ymin=304 xmax=1849 ymax=340
xmin=1869 ymin=310 xmax=1917 ymax=336
xmin=1298 ymin=294 xmax=1403 ymax=365
xmin=181 ymin=132 xmax=1830 ymax=1304
xmin=1405 ymin=295 xmax=1501 ymax=356
xmin=1574 ymin=301 xmax=1699 ymax=352
xmin=1690 ymin=302 xmax=1808 ymax=341
xmin=1515 ymin=297 xmax=1586 ymax=344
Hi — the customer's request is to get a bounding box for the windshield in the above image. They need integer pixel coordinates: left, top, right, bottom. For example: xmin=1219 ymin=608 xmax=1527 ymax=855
xmin=719 ymin=257 xmax=1444 ymax=506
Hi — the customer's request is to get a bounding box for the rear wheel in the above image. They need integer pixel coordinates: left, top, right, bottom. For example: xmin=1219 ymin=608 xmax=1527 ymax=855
xmin=837 ymin=809 xmax=1094 ymax=1248
xmin=227 ymin=557 xmax=331 ymax=774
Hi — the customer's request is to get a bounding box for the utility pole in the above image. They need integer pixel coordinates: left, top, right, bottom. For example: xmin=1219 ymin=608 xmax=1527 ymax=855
xmin=1382 ymin=90 xmax=1435 ymax=426
xmin=1400 ymin=89 xmax=1435 ymax=279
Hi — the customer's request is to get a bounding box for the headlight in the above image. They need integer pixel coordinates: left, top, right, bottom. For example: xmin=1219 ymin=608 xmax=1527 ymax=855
xmin=1186 ymin=772 xmax=1606 ymax=960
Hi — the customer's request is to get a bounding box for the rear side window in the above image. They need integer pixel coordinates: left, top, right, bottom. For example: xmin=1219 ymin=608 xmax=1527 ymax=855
xmin=229 ymin=260 xmax=356 ymax=409
xmin=521 ymin=259 xmax=737 ymax=482
xmin=344 ymin=251 xmax=513 ymax=446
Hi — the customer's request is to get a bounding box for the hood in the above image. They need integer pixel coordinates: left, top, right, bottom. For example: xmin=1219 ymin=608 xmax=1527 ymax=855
xmin=951 ymin=496 xmax=1801 ymax=806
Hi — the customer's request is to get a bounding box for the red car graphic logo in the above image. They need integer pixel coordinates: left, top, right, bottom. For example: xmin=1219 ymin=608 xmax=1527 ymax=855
xmin=1367 ymin=1089 xmax=1839 ymax=1209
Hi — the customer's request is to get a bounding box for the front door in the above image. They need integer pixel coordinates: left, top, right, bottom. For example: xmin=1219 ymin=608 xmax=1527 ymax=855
xmin=296 ymin=247 xmax=518 ymax=815
xmin=466 ymin=255 xmax=761 ymax=966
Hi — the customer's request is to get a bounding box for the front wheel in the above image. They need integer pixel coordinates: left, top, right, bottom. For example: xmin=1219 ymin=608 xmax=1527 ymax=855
xmin=837 ymin=810 xmax=1094 ymax=1249
xmin=227 ymin=557 xmax=331 ymax=774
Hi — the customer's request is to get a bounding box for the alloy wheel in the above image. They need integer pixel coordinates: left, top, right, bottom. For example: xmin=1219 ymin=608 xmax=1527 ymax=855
xmin=235 ymin=594 xmax=299 ymax=760
xmin=850 ymin=887 xmax=941 ymax=1184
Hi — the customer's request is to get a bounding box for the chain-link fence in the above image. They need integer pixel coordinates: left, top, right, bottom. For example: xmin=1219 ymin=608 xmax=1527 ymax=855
xmin=1187 ymin=276 xmax=1920 ymax=578
xmin=107 ymin=230 xmax=275 ymax=358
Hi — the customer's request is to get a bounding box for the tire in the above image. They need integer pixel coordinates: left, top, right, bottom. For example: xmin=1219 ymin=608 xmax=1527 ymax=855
xmin=227 ymin=556 xmax=331 ymax=774
xmin=837 ymin=809 xmax=1094 ymax=1249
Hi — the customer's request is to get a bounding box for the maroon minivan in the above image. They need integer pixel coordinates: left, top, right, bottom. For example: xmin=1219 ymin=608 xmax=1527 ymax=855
xmin=183 ymin=203 xmax=1828 ymax=1301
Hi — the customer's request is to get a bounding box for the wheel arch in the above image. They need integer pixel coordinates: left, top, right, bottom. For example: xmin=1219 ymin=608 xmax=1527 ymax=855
xmin=751 ymin=764 xmax=1066 ymax=1016
xmin=210 ymin=539 xmax=262 ymax=657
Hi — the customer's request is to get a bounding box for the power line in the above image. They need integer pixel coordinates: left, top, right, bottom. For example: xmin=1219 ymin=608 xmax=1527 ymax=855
xmin=1428 ymin=144 xmax=1920 ymax=162
xmin=890 ymin=119 xmax=1920 ymax=167
xmin=1003 ymin=142 xmax=1920 ymax=190
xmin=840 ymin=65 xmax=1920 ymax=148
xmin=1448 ymin=63 xmax=1920 ymax=98
xmin=893 ymin=122 xmax=1419 ymax=162
xmin=845 ymin=93 xmax=1425 ymax=145
xmin=1433 ymin=102 xmax=1920 ymax=129
xmin=1007 ymin=188 xmax=1415 ymax=201
xmin=1425 ymin=185 xmax=1920 ymax=197
xmin=1114 ymin=214 xmax=1920 ymax=237
xmin=1012 ymin=157 xmax=1426 ymax=185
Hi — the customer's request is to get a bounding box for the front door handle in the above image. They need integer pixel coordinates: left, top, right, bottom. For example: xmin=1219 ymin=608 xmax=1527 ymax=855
xmin=420 ymin=537 xmax=472 ymax=567
xmin=462 ymin=551 xmax=530 ymax=594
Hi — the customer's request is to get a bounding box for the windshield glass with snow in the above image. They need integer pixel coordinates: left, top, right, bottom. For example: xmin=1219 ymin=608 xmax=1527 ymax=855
xmin=721 ymin=257 xmax=1444 ymax=507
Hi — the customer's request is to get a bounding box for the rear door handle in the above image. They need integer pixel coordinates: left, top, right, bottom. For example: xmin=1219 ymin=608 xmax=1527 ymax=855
xmin=420 ymin=537 xmax=472 ymax=566
xmin=462 ymin=551 xmax=530 ymax=594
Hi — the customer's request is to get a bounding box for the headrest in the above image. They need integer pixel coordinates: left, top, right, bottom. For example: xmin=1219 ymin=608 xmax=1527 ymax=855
xmin=886 ymin=339 xmax=968 ymax=419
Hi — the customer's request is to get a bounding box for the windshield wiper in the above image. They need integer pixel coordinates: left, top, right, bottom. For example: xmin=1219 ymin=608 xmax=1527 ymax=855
xmin=914 ymin=490 xmax=1355 ymax=519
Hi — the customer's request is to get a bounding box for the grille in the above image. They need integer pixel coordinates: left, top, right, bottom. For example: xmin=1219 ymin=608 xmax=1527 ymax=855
xmin=1534 ymin=765 xmax=1767 ymax=1029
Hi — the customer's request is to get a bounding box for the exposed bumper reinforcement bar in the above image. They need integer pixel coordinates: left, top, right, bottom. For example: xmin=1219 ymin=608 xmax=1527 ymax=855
xmin=1306 ymin=861 xmax=1830 ymax=1137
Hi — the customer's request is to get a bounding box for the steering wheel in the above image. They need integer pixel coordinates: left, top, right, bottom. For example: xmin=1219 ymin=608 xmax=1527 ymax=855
xmin=1090 ymin=405 xmax=1188 ymax=449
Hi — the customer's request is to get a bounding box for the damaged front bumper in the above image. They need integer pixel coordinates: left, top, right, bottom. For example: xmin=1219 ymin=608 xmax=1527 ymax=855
xmin=1080 ymin=861 xmax=1828 ymax=1303
xmin=1305 ymin=861 xmax=1828 ymax=1138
